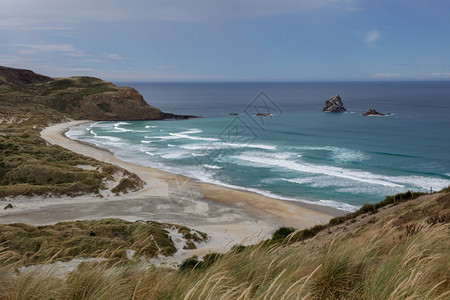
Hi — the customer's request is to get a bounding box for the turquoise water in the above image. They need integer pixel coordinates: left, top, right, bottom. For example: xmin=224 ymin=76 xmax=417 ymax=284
xmin=67 ymin=82 xmax=450 ymax=211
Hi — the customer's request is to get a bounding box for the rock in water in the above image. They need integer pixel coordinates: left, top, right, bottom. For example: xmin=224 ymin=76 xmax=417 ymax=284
xmin=323 ymin=94 xmax=347 ymax=112
xmin=361 ymin=108 xmax=390 ymax=116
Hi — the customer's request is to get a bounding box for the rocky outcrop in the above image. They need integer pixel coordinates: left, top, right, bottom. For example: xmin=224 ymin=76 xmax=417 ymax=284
xmin=0 ymin=66 xmax=53 ymax=85
xmin=72 ymin=86 xmax=164 ymax=121
xmin=323 ymin=94 xmax=347 ymax=112
xmin=66 ymin=84 xmax=197 ymax=121
xmin=361 ymin=108 xmax=390 ymax=117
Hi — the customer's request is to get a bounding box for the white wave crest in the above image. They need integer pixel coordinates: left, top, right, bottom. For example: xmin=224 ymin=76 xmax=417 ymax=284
xmin=295 ymin=146 xmax=368 ymax=163
xmin=236 ymin=153 xmax=403 ymax=187
xmin=94 ymin=136 xmax=122 ymax=142
xmin=178 ymin=142 xmax=276 ymax=151
xmin=281 ymin=178 xmax=315 ymax=185
xmin=203 ymin=164 xmax=222 ymax=169
xmin=168 ymin=132 xmax=220 ymax=142
xmin=304 ymin=200 xmax=359 ymax=212
xmin=113 ymin=122 xmax=134 ymax=132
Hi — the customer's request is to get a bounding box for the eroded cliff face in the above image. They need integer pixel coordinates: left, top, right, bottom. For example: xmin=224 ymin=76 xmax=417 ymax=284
xmin=70 ymin=86 xmax=164 ymax=121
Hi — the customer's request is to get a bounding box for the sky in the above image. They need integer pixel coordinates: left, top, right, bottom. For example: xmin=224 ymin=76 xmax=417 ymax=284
xmin=0 ymin=0 xmax=449 ymax=81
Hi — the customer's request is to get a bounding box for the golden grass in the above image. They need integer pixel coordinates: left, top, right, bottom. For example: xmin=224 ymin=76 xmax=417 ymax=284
xmin=0 ymin=219 xmax=208 ymax=266
xmin=0 ymin=214 xmax=448 ymax=299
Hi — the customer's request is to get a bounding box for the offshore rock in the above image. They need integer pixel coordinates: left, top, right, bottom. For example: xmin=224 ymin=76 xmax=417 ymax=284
xmin=323 ymin=94 xmax=347 ymax=112
xmin=361 ymin=108 xmax=390 ymax=116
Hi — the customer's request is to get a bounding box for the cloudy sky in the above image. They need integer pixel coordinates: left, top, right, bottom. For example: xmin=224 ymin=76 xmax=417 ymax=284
xmin=1 ymin=0 xmax=449 ymax=81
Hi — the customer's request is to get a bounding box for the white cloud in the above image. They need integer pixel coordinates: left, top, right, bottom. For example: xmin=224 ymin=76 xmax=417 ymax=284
xmin=5 ymin=43 xmax=85 ymax=56
xmin=365 ymin=29 xmax=381 ymax=46
xmin=0 ymin=0 xmax=348 ymax=29
xmin=374 ymin=73 xmax=401 ymax=78
xmin=102 ymin=53 xmax=123 ymax=60
xmin=424 ymin=72 xmax=450 ymax=77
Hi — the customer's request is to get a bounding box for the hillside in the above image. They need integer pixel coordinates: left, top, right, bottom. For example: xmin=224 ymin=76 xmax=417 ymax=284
xmin=0 ymin=66 xmax=195 ymax=121
xmin=0 ymin=66 xmax=193 ymax=199
xmin=0 ymin=190 xmax=448 ymax=299
xmin=0 ymin=66 xmax=53 ymax=86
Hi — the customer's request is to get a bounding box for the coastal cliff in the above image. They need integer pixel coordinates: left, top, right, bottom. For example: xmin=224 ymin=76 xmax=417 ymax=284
xmin=0 ymin=66 xmax=193 ymax=121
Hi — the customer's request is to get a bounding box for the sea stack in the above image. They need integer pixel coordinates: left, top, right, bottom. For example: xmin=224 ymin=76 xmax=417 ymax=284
xmin=323 ymin=94 xmax=347 ymax=112
xmin=361 ymin=108 xmax=390 ymax=116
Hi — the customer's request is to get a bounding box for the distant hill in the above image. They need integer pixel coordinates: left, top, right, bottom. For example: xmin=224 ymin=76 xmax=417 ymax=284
xmin=0 ymin=65 xmax=193 ymax=121
xmin=0 ymin=66 xmax=53 ymax=85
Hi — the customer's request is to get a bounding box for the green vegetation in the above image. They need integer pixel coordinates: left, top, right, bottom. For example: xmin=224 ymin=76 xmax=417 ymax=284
xmin=44 ymin=77 xmax=117 ymax=112
xmin=0 ymin=119 xmax=142 ymax=198
xmin=328 ymin=190 xmax=427 ymax=227
xmin=177 ymin=226 xmax=209 ymax=250
xmin=0 ymin=77 xmax=146 ymax=198
xmin=0 ymin=218 xmax=208 ymax=266
xmin=264 ymin=190 xmax=432 ymax=246
xmin=0 ymin=76 xmax=117 ymax=114
xmin=179 ymin=252 xmax=224 ymax=271
xmin=271 ymin=226 xmax=296 ymax=242
xmin=111 ymin=175 xmax=144 ymax=195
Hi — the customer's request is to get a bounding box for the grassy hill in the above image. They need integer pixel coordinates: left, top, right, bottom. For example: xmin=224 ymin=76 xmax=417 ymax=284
xmin=0 ymin=73 xmax=164 ymax=121
xmin=0 ymin=66 xmax=166 ymax=199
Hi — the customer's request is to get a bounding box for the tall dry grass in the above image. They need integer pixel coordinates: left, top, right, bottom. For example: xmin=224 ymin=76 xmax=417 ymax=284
xmin=0 ymin=220 xmax=448 ymax=299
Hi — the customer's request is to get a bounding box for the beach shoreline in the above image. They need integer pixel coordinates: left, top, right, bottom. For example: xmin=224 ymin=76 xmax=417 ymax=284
xmin=1 ymin=120 xmax=345 ymax=257
xmin=62 ymin=121 xmax=343 ymax=216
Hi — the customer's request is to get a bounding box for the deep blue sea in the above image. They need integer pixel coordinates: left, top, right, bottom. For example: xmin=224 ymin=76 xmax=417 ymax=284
xmin=66 ymin=82 xmax=450 ymax=211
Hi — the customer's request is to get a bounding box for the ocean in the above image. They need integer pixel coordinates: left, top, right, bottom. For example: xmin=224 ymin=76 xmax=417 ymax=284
xmin=66 ymin=82 xmax=450 ymax=212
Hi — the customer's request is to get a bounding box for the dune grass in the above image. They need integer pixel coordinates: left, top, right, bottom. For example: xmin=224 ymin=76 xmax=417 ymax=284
xmin=0 ymin=193 xmax=448 ymax=299
xmin=0 ymin=220 xmax=447 ymax=299
xmin=0 ymin=107 xmax=143 ymax=198
xmin=0 ymin=218 xmax=208 ymax=266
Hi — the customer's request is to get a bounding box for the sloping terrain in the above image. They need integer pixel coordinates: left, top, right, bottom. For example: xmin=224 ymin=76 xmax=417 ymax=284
xmin=0 ymin=66 xmax=53 ymax=85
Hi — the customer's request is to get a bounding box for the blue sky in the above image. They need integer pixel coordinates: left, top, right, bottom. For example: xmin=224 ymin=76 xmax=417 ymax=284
xmin=1 ymin=0 xmax=449 ymax=81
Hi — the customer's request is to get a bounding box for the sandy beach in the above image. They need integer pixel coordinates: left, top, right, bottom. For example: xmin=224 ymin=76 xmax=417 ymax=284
xmin=1 ymin=120 xmax=343 ymax=260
